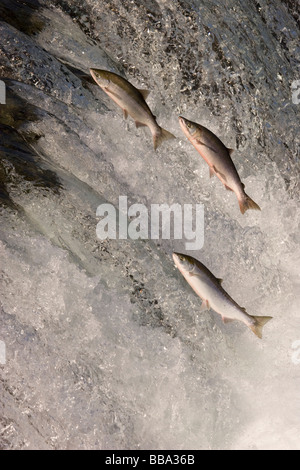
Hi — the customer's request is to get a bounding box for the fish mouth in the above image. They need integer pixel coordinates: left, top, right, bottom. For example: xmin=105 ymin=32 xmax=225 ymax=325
xmin=172 ymin=252 xmax=180 ymax=264
xmin=172 ymin=252 xmax=186 ymax=263
xmin=178 ymin=116 xmax=189 ymax=131
xmin=90 ymin=68 xmax=109 ymax=88
xmin=178 ymin=116 xmax=198 ymax=136
xmin=90 ymin=68 xmax=97 ymax=81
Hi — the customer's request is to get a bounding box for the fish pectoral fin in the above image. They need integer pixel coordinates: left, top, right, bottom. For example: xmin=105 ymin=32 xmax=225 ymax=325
xmin=227 ymin=148 xmax=234 ymax=155
xmin=138 ymin=89 xmax=150 ymax=100
xmin=212 ymin=165 xmax=227 ymax=182
xmin=209 ymin=167 xmax=215 ymax=178
xmin=216 ymin=278 xmax=223 ymax=285
xmin=200 ymin=300 xmax=210 ymax=312
xmin=105 ymin=88 xmax=121 ymax=99
xmin=222 ymin=316 xmax=234 ymax=324
xmin=123 ymin=109 xmax=128 ymax=120
xmin=196 ymin=140 xmax=219 ymax=154
xmin=189 ymin=271 xmax=201 ymax=277
xmin=195 ymin=139 xmax=206 ymax=146
xmin=135 ymin=121 xmax=147 ymax=128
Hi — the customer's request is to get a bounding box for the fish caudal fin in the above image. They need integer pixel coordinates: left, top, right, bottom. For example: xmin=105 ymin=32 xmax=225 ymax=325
xmin=239 ymin=193 xmax=261 ymax=214
xmin=249 ymin=316 xmax=272 ymax=339
xmin=153 ymin=127 xmax=176 ymax=150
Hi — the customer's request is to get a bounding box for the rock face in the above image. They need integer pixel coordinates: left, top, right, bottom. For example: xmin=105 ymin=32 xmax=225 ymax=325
xmin=0 ymin=0 xmax=299 ymax=450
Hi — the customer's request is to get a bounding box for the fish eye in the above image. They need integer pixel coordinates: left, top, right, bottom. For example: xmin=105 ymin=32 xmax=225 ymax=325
xmin=189 ymin=125 xmax=197 ymax=135
xmin=186 ymin=121 xmax=197 ymax=134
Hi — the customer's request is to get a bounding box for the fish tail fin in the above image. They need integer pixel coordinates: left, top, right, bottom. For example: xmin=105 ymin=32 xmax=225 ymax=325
xmin=249 ymin=316 xmax=272 ymax=339
xmin=239 ymin=193 xmax=261 ymax=214
xmin=153 ymin=127 xmax=176 ymax=150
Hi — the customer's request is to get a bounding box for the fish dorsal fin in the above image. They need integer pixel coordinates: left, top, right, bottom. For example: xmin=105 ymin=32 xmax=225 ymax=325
xmin=241 ymin=307 xmax=247 ymax=313
xmin=228 ymin=148 xmax=234 ymax=155
xmin=139 ymin=89 xmax=150 ymax=100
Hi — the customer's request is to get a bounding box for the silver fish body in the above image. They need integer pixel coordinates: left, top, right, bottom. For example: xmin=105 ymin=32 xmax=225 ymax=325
xmin=179 ymin=116 xmax=260 ymax=214
xmin=90 ymin=69 xmax=175 ymax=149
xmin=173 ymin=252 xmax=272 ymax=338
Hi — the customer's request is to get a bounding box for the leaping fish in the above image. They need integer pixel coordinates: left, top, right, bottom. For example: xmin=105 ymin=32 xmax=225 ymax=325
xmin=173 ymin=252 xmax=272 ymax=338
xmin=179 ymin=116 xmax=261 ymax=214
xmin=90 ymin=69 xmax=175 ymax=150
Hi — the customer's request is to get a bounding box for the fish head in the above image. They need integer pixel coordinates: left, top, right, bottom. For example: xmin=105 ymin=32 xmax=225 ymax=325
xmin=172 ymin=252 xmax=195 ymax=273
xmin=90 ymin=69 xmax=111 ymax=88
xmin=178 ymin=116 xmax=200 ymax=138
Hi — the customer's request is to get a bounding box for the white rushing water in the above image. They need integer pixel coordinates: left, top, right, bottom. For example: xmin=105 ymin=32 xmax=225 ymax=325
xmin=0 ymin=0 xmax=300 ymax=449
